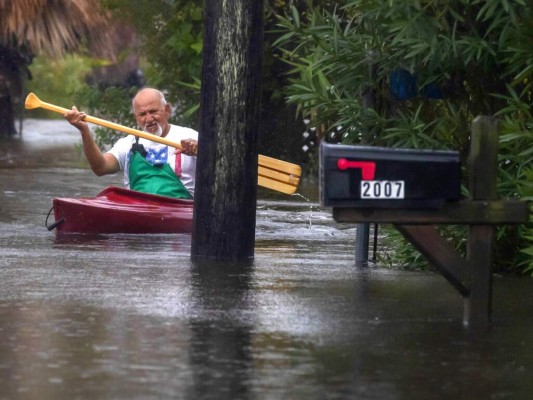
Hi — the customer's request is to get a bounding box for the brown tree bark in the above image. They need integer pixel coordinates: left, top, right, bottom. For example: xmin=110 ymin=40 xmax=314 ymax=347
xmin=191 ymin=0 xmax=264 ymax=262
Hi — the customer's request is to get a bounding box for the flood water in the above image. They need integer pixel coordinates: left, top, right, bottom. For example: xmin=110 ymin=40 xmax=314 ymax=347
xmin=1 ymin=119 xmax=532 ymax=399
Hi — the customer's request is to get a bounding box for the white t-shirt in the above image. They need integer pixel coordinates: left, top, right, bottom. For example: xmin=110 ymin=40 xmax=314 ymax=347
xmin=106 ymin=124 xmax=198 ymax=196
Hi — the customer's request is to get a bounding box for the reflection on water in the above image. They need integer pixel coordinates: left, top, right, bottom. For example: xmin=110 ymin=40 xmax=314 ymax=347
xmin=53 ymin=233 xmax=192 ymax=255
xmin=187 ymin=263 xmax=254 ymax=399
xmin=0 ymin=120 xmax=532 ymax=399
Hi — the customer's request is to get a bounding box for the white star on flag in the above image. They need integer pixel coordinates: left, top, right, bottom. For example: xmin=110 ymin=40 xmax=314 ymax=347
xmin=145 ymin=146 xmax=169 ymax=165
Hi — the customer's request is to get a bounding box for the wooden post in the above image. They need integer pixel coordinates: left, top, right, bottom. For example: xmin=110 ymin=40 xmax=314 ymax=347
xmin=191 ymin=0 xmax=264 ymax=262
xmin=463 ymin=116 xmax=499 ymax=328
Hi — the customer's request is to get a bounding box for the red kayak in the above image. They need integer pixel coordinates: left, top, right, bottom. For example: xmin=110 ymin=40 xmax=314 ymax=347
xmin=47 ymin=186 xmax=194 ymax=234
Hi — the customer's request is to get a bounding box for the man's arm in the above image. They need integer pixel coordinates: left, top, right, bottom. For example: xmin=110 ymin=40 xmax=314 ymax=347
xmin=64 ymin=106 xmax=120 ymax=176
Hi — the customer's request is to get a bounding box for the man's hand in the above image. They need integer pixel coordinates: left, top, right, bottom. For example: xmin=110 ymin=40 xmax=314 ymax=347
xmin=179 ymin=139 xmax=198 ymax=156
xmin=64 ymin=106 xmax=89 ymax=131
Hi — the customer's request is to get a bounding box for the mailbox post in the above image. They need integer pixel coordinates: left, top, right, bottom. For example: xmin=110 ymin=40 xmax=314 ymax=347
xmin=320 ymin=116 xmax=530 ymax=329
xmin=355 ymin=223 xmax=370 ymax=266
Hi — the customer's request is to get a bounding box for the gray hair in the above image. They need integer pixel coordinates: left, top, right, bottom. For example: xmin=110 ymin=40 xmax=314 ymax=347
xmin=132 ymin=88 xmax=167 ymax=112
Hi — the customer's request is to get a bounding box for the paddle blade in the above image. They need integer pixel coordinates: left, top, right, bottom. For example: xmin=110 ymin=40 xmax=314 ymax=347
xmin=258 ymin=175 xmax=299 ymax=195
xmin=258 ymin=155 xmax=301 ymax=177
xmin=258 ymin=165 xmax=301 ymax=195
xmin=25 ymin=92 xmax=41 ymax=109
xmin=256 ymin=155 xmax=301 ymax=194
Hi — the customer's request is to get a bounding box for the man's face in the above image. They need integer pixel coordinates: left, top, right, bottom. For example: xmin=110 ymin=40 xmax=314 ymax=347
xmin=133 ymin=93 xmax=171 ymax=136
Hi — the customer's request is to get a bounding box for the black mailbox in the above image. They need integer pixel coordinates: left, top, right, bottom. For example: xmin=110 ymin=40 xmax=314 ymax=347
xmin=320 ymin=142 xmax=461 ymax=208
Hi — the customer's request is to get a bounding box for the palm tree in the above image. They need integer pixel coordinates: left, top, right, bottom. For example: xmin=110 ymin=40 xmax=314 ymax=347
xmin=0 ymin=0 xmax=112 ymax=136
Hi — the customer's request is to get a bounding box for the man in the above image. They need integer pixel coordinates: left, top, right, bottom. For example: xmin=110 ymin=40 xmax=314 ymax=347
xmin=64 ymin=88 xmax=198 ymax=198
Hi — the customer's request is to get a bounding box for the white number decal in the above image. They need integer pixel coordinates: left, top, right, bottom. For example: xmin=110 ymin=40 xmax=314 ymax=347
xmin=360 ymin=181 xmax=405 ymax=199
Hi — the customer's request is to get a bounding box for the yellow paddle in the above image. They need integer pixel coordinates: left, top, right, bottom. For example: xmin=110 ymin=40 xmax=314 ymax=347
xmin=25 ymin=92 xmax=301 ymax=194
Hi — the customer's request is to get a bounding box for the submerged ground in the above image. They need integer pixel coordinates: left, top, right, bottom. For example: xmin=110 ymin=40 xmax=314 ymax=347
xmin=0 ymin=119 xmax=532 ymax=399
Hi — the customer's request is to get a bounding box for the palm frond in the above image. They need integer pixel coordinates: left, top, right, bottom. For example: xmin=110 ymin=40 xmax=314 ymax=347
xmin=0 ymin=0 xmax=112 ymax=58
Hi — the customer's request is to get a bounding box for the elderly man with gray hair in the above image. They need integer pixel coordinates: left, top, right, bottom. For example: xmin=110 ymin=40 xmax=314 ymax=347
xmin=64 ymin=88 xmax=198 ymax=199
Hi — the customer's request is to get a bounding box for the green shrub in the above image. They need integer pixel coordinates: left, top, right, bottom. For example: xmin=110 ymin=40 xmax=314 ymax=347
xmin=274 ymin=0 xmax=533 ymax=274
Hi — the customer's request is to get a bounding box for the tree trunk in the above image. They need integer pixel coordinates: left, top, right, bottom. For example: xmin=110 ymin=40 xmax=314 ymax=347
xmin=191 ymin=0 xmax=264 ymax=262
xmin=0 ymin=93 xmax=17 ymax=136
xmin=0 ymin=46 xmax=30 ymax=137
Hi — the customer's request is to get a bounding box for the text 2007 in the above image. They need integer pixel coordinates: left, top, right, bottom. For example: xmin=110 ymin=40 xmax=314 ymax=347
xmin=360 ymin=181 xmax=405 ymax=199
